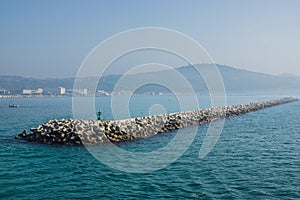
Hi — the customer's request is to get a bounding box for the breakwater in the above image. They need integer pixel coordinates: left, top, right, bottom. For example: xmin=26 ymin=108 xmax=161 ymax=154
xmin=15 ymin=97 xmax=298 ymax=145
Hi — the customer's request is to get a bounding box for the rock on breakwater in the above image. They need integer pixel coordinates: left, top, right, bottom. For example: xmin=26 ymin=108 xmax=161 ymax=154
xmin=15 ymin=97 xmax=298 ymax=145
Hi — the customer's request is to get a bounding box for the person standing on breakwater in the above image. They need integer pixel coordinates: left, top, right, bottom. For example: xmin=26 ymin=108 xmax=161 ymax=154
xmin=97 ymin=111 xmax=102 ymax=120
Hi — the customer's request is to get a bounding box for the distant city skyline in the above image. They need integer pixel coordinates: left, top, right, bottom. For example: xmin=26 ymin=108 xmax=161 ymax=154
xmin=0 ymin=0 xmax=300 ymax=78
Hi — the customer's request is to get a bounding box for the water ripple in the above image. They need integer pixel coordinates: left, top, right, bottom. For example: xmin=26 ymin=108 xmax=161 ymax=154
xmin=0 ymin=97 xmax=299 ymax=199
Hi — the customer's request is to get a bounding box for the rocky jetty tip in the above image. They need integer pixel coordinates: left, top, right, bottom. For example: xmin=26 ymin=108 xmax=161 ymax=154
xmin=15 ymin=97 xmax=298 ymax=145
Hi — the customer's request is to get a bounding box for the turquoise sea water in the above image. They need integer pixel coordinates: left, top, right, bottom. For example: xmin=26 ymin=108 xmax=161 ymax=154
xmin=0 ymin=96 xmax=299 ymax=199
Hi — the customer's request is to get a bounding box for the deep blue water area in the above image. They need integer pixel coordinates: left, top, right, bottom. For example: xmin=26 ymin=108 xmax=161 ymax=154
xmin=0 ymin=96 xmax=299 ymax=199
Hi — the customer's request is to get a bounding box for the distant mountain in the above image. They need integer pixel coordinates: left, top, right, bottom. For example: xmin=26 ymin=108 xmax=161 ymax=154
xmin=0 ymin=75 xmax=75 ymax=94
xmin=1 ymin=64 xmax=300 ymax=95
xmin=215 ymin=65 xmax=300 ymax=92
xmin=100 ymin=64 xmax=300 ymax=95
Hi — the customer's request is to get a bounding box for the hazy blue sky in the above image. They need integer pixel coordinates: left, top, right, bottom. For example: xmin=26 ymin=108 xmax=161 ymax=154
xmin=0 ymin=0 xmax=299 ymax=78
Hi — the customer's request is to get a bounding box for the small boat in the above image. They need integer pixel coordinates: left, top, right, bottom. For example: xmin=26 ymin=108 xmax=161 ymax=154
xmin=9 ymin=104 xmax=19 ymax=108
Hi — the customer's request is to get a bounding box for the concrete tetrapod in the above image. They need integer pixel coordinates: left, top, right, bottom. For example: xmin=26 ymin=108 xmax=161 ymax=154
xmin=15 ymin=97 xmax=298 ymax=145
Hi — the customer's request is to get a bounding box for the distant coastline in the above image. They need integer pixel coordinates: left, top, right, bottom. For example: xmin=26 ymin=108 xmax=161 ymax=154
xmin=0 ymin=94 xmax=69 ymax=98
xmin=0 ymin=93 xmax=173 ymax=98
xmin=1 ymin=93 xmax=300 ymax=99
xmin=1 ymin=64 xmax=300 ymax=98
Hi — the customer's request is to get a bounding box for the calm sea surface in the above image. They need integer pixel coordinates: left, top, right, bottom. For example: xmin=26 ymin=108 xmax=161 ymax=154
xmin=0 ymin=96 xmax=299 ymax=199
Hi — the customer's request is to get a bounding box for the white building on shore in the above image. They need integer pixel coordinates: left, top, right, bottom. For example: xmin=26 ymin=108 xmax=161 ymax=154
xmin=66 ymin=88 xmax=88 ymax=96
xmin=59 ymin=87 xmax=66 ymax=95
xmin=23 ymin=88 xmax=43 ymax=95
